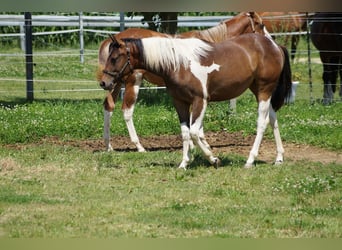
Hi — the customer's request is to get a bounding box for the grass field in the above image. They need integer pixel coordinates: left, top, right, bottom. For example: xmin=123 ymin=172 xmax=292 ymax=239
xmin=0 ymin=38 xmax=342 ymax=238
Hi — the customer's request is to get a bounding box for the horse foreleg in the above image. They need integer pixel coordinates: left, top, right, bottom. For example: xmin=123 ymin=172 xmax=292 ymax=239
xmin=122 ymin=73 xmax=145 ymax=152
xmin=245 ymin=99 xmax=271 ymax=168
xmin=178 ymin=122 xmax=192 ymax=170
xmin=323 ymin=71 xmax=334 ymax=105
xmin=103 ymin=93 xmax=115 ymax=151
xmin=104 ymin=109 xmax=113 ymax=151
xmin=269 ymin=106 xmax=284 ymax=165
xmin=123 ymin=107 xmax=145 ymax=152
xmin=199 ymin=125 xmax=211 ymax=151
xmin=189 ymin=114 xmax=209 ymax=151
xmin=190 ymin=99 xmax=220 ymax=168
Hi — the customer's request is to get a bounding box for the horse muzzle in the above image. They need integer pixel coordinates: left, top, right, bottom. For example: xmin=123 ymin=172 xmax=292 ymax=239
xmin=100 ymin=81 xmax=114 ymax=90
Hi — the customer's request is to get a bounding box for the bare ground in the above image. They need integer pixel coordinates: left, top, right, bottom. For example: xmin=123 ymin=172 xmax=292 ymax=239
xmin=6 ymin=131 xmax=341 ymax=165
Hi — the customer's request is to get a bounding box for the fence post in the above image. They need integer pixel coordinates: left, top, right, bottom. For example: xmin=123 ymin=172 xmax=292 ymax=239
xmin=306 ymin=12 xmax=313 ymax=104
xmin=79 ymin=12 xmax=84 ymax=63
xmin=24 ymin=12 xmax=34 ymax=102
xmin=120 ymin=12 xmax=125 ymax=31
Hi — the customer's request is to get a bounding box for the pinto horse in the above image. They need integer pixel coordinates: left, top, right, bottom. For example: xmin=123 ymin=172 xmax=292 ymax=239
xmin=97 ymin=12 xmax=269 ymax=152
xmin=100 ymin=34 xmax=292 ymax=169
xmin=310 ymin=12 xmax=342 ymax=104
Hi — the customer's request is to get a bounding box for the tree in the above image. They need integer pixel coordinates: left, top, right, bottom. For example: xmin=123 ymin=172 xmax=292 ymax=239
xmin=127 ymin=12 xmax=178 ymax=34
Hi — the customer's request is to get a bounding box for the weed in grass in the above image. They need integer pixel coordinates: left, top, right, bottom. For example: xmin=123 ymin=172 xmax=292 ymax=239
xmin=273 ymin=174 xmax=337 ymax=196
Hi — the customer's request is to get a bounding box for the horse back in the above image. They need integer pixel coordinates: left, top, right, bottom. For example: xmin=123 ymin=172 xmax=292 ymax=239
xmin=310 ymin=13 xmax=342 ymax=53
xmin=209 ymin=33 xmax=283 ymax=74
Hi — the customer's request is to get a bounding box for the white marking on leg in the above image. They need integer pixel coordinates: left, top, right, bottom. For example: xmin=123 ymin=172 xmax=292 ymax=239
xmin=189 ymin=100 xmax=219 ymax=166
xmin=245 ymin=99 xmax=271 ymax=168
xmin=178 ymin=122 xmax=191 ymax=169
xmin=269 ymin=106 xmax=284 ymax=165
xmin=104 ymin=109 xmax=113 ymax=151
xmin=123 ymin=72 xmax=145 ymax=152
xmin=123 ymin=108 xmax=145 ymax=152
xmin=199 ymin=126 xmax=211 ymax=150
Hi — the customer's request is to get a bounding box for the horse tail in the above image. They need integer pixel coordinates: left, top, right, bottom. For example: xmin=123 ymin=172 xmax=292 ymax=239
xmin=271 ymin=45 xmax=292 ymax=111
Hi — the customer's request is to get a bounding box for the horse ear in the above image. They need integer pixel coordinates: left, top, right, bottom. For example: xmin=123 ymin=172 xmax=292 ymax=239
xmin=248 ymin=12 xmax=255 ymax=18
xmin=109 ymin=35 xmax=121 ymax=48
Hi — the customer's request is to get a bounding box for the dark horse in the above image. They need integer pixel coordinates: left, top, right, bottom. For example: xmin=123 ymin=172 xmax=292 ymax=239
xmin=310 ymin=12 xmax=342 ymax=104
xmin=100 ymin=34 xmax=292 ymax=169
xmin=97 ymin=12 xmax=269 ymax=152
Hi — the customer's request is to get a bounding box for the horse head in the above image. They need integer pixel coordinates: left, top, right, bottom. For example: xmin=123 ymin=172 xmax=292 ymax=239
xmin=100 ymin=37 xmax=134 ymax=90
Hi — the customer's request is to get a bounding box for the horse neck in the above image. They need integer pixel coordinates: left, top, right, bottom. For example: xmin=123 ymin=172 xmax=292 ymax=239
xmin=126 ymin=40 xmax=146 ymax=70
xmin=224 ymin=16 xmax=254 ymax=37
xmin=198 ymin=15 xmax=253 ymax=43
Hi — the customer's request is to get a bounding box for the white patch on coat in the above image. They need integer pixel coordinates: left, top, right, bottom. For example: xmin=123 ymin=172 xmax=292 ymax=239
xmin=190 ymin=61 xmax=220 ymax=99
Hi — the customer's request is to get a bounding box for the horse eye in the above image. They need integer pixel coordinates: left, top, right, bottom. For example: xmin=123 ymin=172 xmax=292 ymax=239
xmin=111 ymin=58 xmax=116 ymax=64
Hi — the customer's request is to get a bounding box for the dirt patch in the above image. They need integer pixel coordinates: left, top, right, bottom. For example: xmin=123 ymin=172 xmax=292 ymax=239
xmin=6 ymin=131 xmax=341 ymax=165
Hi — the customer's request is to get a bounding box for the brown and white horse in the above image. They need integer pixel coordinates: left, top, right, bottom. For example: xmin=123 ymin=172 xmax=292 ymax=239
xmin=97 ymin=12 xmax=270 ymax=152
xmin=100 ymin=34 xmax=292 ymax=169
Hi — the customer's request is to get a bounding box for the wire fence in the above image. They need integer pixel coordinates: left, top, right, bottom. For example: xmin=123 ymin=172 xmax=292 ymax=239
xmin=0 ymin=12 xmax=341 ymax=103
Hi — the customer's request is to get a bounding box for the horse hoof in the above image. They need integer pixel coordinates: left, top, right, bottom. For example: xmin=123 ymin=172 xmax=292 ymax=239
xmin=274 ymin=160 xmax=283 ymax=165
xmin=244 ymin=162 xmax=254 ymax=169
xmin=178 ymin=161 xmax=188 ymax=170
xmin=213 ymin=158 xmax=221 ymax=168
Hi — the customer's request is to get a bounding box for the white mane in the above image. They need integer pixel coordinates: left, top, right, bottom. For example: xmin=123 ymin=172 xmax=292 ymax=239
xmin=141 ymin=37 xmax=213 ymax=72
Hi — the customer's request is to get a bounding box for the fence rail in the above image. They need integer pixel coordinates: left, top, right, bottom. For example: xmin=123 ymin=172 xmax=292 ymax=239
xmin=0 ymin=13 xmax=232 ymax=28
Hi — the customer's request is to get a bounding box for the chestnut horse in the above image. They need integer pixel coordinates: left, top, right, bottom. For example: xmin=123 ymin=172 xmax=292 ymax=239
xmin=258 ymin=12 xmax=308 ymax=61
xmin=100 ymin=34 xmax=292 ymax=169
xmin=310 ymin=12 xmax=342 ymax=104
xmin=97 ymin=12 xmax=269 ymax=152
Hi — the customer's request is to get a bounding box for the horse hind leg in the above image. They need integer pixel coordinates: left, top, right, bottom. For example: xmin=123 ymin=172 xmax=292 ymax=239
xmin=104 ymin=108 xmax=113 ymax=151
xmin=323 ymin=71 xmax=335 ymax=105
xmin=290 ymin=35 xmax=299 ymax=61
xmin=269 ymin=106 xmax=284 ymax=165
xmin=245 ymin=98 xmax=271 ymax=168
xmin=103 ymin=92 xmax=115 ymax=151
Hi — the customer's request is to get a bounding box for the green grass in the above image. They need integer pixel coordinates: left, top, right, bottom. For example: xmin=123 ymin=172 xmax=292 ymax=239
xmin=0 ymin=145 xmax=341 ymax=238
xmin=0 ymin=40 xmax=342 ymax=238
xmin=0 ymin=96 xmax=341 ymax=149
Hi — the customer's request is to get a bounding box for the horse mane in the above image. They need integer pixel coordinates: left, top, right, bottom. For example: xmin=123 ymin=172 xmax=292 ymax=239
xmin=197 ymin=22 xmax=229 ymax=42
xmin=141 ymin=37 xmax=213 ymax=72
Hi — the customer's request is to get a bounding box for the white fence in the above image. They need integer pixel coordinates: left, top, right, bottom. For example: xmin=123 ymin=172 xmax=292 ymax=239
xmin=0 ymin=13 xmax=233 ymax=63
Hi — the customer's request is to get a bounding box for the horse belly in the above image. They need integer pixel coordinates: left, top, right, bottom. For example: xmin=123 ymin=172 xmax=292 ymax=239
xmin=208 ymin=78 xmax=253 ymax=101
